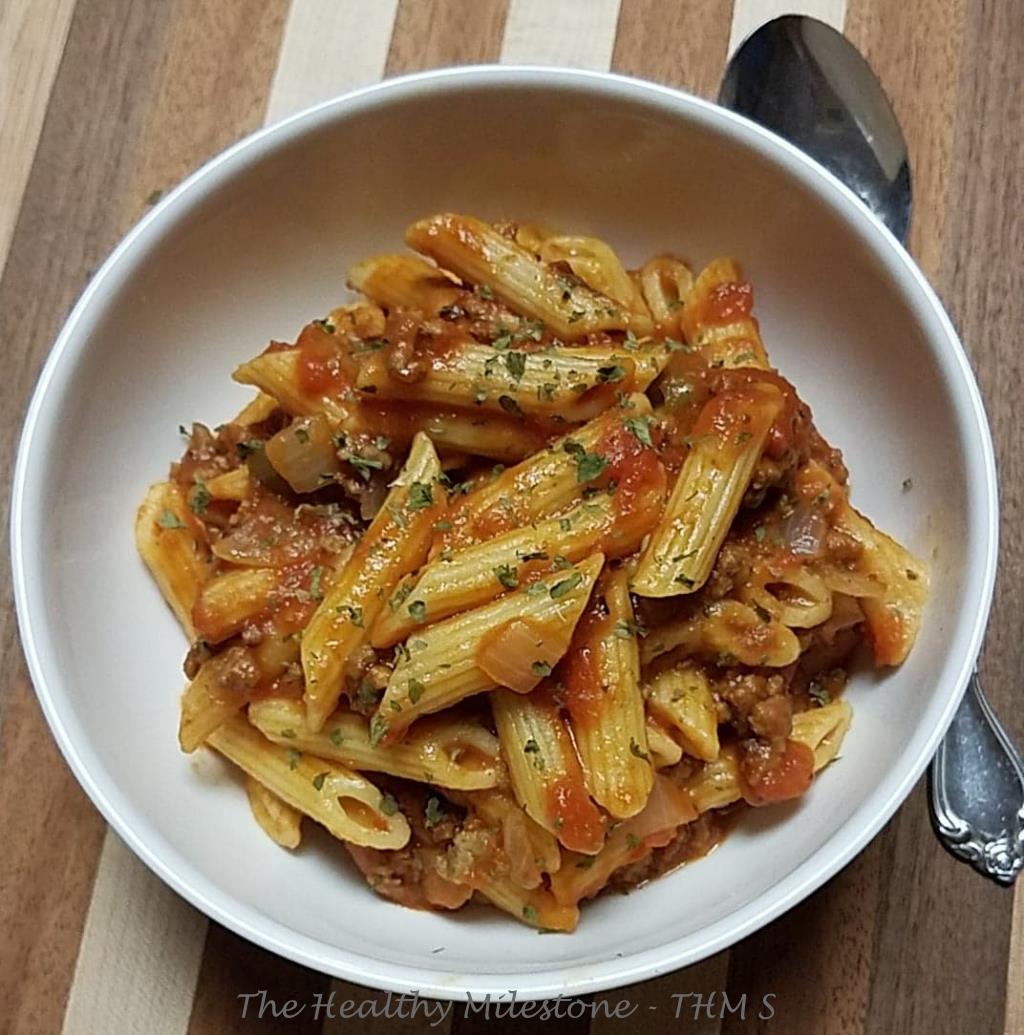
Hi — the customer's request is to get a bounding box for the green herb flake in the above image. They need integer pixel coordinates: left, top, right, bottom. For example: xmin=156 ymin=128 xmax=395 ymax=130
xmin=408 ymin=678 xmax=425 ymax=704
xmin=329 ymin=727 xmax=344 ymax=746
xmin=308 ymin=565 xmax=326 ymax=602
xmin=498 ymin=395 xmax=524 ymax=417
xmin=188 ymin=480 xmax=211 ymax=516
xmin=494 ymin=563 xmax=519 ymax=590
xmin=504 ymin=351 xmax=527 ymax=380
xmin=408 ymin=481 xmax=434 ymax=510
xmin=312 ymin=770 xmax=329 ymax=791
xmin=808 ymin=680 xmax=831 ymax=707
xmin=380 ymin=792 xmax=399 ymax=816
xmin=294 ymin=426 xmax=311 ymax=445
xmin=522 ymin=904 xmax=539 ymax=922
xmin=408 ymin=600 xmax=427 ymax=623
xmin=597 ymin=364 xmax=627 ymax=384
xmin=629 ymin=737 xmax=651 ymax=763
xmin=286 ymin=748 xmax=301 ymax=771
xmin=754 ymin=526 xmax=767 ymax=544
xmin=523 ymin=738 xmax=545 ymax=771
xmin=369 ymin=716 xmax=388 ymax=747
xmin=336 ymin=603 xmax=363 ymax=627
xmin=531 ymin=660 xmax=552 ymax=677
xmin=575 ymin=451 xmax=608 ymax=484
xmin=433 ymin=519 xmax=453 ymax=532
xmin=348 ymin=454 xmax=385 ymax=481
xmin=157 ymin=510 xmax=186 ymax=529
xmin=624 ymin=415 xmax=654 ymax=448
xmin=279 ymin=728 xmax=297 ymax=739
xmin=550 ymin=573 xmax=583 ymax=599
xmin=424 ymin=796 xmax=445 ymax=828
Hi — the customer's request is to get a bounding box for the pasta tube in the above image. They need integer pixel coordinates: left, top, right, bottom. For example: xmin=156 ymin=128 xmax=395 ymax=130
xmin=371 ymin=491 xmax=655 ymax=648
xmin=245 ymin=775 xmax=303 ymax=849
xmin=302 ymin=433 xmax=444 ymax=730
xmin=562 ymin=567 xmax=653 ymax=819
xmin=347 ymin=253 xmax=463 ymax=312
xmin=550 ymin=775 xmax=697 ymax=906
xmin=406 ymin=214 xmax=653 ymax=340
xmin=372 ymin=555 xmax=604 ymax=743
xmin=477 ymin=876 xmax=579 ymax=932
xmin=248 ymin=697 xmax=502 ymax=790
xmin=192 ymin=567 xmax=278 ymax=644
xmin=646 ymin=662 xmax=720 ymax=762
xmin=136 ymin=481 xmax=211 ymax=637
xmin=632 ymin=382 xmax=784 ymax=596
xmin=354 ymin=340 xmax=667 ymax=421
xmin=640 ymin=598 xmax=801 ymax=668
xmin=207 ymin=716 xmax=410 ymax=849
xmin=682 ymin=258 xmax=770 ymax=368
xmin=445 ymin=394 xmax=652 ymax=546
xmin=491 ymin=686 xmax=605 ymax=854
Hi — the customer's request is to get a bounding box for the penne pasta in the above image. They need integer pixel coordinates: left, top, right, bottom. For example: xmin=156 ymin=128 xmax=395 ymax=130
xmin=245 ymin=774 xmax=303 ymax=849
xmin=645 ymin=717 xmax=684 ymax=768
xmin=550 ymin=775 xmax=698 ymax=906
xmin=632 ymin=382 xmax=784 ymax=596
xmin=371 ymin=554 xmax=604 ymax=743
xmin=639 ymin=255 xmax=694 ymax=330
xmin=136 ymin=481 xmax=211 ymax=637
xmin=406 ymin=213 xmax=653 ymax=340
xmin=646 ymin=662 xmax=721 ymax=762
xmin=563 ymin=567 xmax=653 ymax=819
xmin=207 ymin=716 xmax=410 ymax=849
xmin=477 ymin=876 xmax=579 ymax=932
xmin=491 ymin=685 xmax=605 ymax=855
xmin=143 ymin=214 xmax=926 ymax=927
xmin=682 ymin=257 xmax=770 ymax=368
xmin=178 ymin=650 xmax=249 ymax=752
xmin=791 ymin=698 xmax=852 ymax=769
xmin=302 ymin=433 xmax=445 ymax=730
xmin=444 ymin=394 xmax=653 ymax=546
xmin=354 ymin=339 xmax=667 ymax=422
xmin=248 ymin=697 xmax=502 ymax=790
xmin=641 ymin=598 xmax=801 ymax=669
xmin=371 ymin=490 xmax=656 ymax=648
xmin=192 ymin=567 xmax=278 ymax=644
xmin=347 ymin=253 xmax=463 ymax=313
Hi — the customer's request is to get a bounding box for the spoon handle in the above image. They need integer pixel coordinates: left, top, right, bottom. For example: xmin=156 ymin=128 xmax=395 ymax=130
xmin=929 ymin=672 xmax=1024 ymax=884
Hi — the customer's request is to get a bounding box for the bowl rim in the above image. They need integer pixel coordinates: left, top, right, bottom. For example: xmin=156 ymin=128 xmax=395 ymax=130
xmin=10 ymin=64 xmax=999 ymax=1001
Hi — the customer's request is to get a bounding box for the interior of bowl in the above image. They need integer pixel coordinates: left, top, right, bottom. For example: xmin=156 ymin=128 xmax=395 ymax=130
xmin=13 ymin=68 xmax=995 ymax=999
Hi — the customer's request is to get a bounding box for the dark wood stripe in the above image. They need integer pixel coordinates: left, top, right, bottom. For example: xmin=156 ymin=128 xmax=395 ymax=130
xmin=611 ymin=0 xmax=734 ymax=99
xmin=0 ymin=0 xmax=179 ymax=1028
xmin=385 ymin=0 xmax=509 ymax=76
xmin=188 ymin=924 xmax=328 ymax=1035
xmin=0 ymin=0 xmax=291 ymax=1030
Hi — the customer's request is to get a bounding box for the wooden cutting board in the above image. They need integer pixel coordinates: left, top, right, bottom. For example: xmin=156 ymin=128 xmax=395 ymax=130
xmin=1 ymin=1 xmax=1020 ymax=1033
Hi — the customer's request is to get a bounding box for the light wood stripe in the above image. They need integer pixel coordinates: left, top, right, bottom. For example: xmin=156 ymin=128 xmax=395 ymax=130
xmin=500 ymin=0 xmax=622 ymax=70
xmin=0 ymin=0 xmax=77 ymax=280
xmin=728 ymin=0 xmax=847 ymax=54
xmin=57 ymin=2 xmax=292 ymax=1032
xmin=266 ymin=0 xmax=399 ymax=123
xmin=1008 ymin=881 xmax=1024 ymax=1035
xmin=62 ymin=835 xmax=208 ymax=1034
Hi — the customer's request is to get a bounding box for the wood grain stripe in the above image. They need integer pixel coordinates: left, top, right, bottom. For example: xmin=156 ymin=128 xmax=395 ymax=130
xmin=265 ymin=0 xmax=399 ymax=123
xmin=728 ymin=0 xmax=846 ymax=54
xmin=40 ymin=1 xmax=291 ymax=1032
xmin=612 ymin=0 xmax=733 ymax=98
xmin=500 ymin=0 xmax=621 ymax=70
xmin=61 ymin=835 xmax=208 ymax=1034
xmin=0 ymin=0 xmax=77 ymax=280
xmin=0 ymin=1 xmax=188 ymax=1028
xmin=1008 ymin=882 xmax=1024 ymax=1035
xmin=386 ymin=0 xmax=509 ymax=75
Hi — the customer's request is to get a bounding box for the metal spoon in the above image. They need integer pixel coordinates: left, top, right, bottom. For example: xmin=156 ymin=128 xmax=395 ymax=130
xmin=719 ymin=14 xmax=1024 ymax=885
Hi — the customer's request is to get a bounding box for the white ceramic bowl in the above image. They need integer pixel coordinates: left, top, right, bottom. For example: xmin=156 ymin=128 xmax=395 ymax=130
xmin=12 ymin=67 xmax=997 ymax=1000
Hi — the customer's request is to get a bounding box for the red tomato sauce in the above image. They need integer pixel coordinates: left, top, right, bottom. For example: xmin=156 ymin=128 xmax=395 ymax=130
xmin=561 ymin=605 xmax=607 ymax=729
xmin=545 ymin=776 xmax=605 ymax=855
xmin=739 ymin=738 xmax=815 ymax=806
xmin=295 ymin=322 xmax=349 ymax=396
